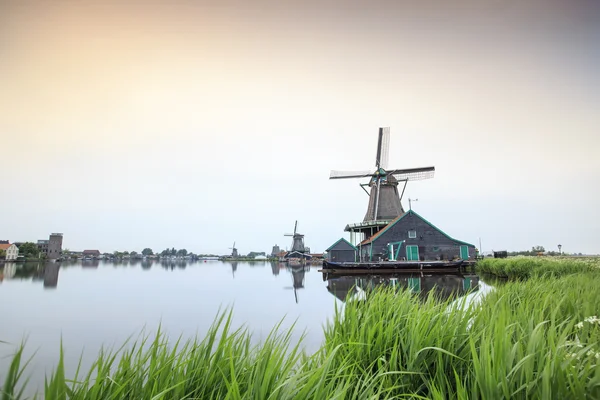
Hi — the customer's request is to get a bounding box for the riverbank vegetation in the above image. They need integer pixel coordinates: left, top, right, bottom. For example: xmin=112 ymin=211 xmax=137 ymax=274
xmin=477 ymin=256 xmax=599 ymax=279
xmin=3 ymin=263 xmax=599 ymax=399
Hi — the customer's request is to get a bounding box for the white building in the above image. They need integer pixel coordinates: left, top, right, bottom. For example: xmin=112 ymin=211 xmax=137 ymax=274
xmin=0 ymin=243 xmax=19 ymax=261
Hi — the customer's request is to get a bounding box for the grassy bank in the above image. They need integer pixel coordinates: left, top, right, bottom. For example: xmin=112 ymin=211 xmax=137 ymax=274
xmin=3 ymin=272 xmax=600 ymax=398
xmin=476 ymin=256 xmax=600 ymax=279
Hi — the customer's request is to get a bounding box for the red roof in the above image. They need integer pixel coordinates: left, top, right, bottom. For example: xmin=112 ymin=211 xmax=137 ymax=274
xmin=82 ymin=250 xmax=101 ymax=255
xmin=0 ymin=244 xmax=13 ymax=250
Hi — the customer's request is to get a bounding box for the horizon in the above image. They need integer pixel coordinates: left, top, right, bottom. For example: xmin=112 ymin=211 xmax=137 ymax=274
xmin=1 ymin=0 xmax=599 ymax=255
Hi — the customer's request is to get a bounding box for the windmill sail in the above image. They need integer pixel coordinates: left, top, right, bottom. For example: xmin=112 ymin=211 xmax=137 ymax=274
xmin=376 ymin=127 xmax=390 ymax=169
xmin=388 ymin=166 xmax=435 ymax=181
xmin=329 ymin=170 xmax=374 ymax=179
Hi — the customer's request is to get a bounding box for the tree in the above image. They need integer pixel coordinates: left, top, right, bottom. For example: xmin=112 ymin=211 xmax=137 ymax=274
xmin=0 ymin=249 xmax=5 ymax=259
xmin=130 ymin=251 xmax=138 ymax=257
xmin=18 ymin=242 xmax=40 ymax=258
xmin=532 ymin=246 xmax=545 ymax=253
xmin=176 ymin=249 xmax=188 ymax=257
xmin=171 ymin=248 xmax=177 ymax=256
xmin=142 ymin=248 xmax=153 ymax=256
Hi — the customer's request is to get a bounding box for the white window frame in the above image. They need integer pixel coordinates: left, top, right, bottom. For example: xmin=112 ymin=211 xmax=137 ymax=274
xmin=408 ymin=230 xmax=417 ymax=239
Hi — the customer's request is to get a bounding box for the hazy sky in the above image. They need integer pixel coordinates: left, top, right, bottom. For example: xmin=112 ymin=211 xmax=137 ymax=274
xmin=1 ymin=0 xmax=599 ymax=255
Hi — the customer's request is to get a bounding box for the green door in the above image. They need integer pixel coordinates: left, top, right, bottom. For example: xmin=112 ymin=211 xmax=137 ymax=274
xmin=406 ymin=245 xmax=419 ymax=261
xmin=460 ymin=245 xmax=469 ymax=260
xmin=463 ymin=277 xmax=471 ymax=290
xmin=408 ymin=277 xmax=421 ymax=293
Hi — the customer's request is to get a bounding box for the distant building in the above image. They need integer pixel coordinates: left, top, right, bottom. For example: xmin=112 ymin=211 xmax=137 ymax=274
xmin=82 ymin=250 xmax=101 ymax=258
xmin=326 ymin=238 xmax=357 ymax=263
xmin=271 ymin=245 xmax=281 ymax=257
xmin=37 ymin=233 xmax=63 ymax=260
xmin=276 ymin=251 xmax=287 ymax=261
xmin=0 ymin=243 xmax=19 ymax=261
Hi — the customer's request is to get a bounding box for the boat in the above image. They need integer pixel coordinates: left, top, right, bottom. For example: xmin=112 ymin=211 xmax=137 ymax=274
xmin=321 ymin=259 xmax=468 ymax=274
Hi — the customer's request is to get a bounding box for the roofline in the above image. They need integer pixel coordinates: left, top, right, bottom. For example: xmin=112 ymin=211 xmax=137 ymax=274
xmin=360 ymin=213 xmax=408 ymax=245
xmin=410 ymin=210 xmax=476 ymax=247
xmin=360 ymin=210 xmax=475 ymax=247
xmin=326 ymin=237 xmax=357 ymax=251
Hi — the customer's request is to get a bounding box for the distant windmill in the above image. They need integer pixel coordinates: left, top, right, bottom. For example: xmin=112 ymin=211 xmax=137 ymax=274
xmin=229 ymin=241 xmax=238 ymax=258
xmin=330 ymin=127 xmax=435 ymax=222
xmin=284 ymin=221 xmax=305 ymax=253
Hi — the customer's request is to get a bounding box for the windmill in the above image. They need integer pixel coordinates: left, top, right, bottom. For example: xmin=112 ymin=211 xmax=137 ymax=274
xmin=229 ymin=241 xmax=238 ymax=258
xmin=330 ymin=127 xmax=435 ymax=243
xmin=284 ymin=221 xmax=305 ymax=253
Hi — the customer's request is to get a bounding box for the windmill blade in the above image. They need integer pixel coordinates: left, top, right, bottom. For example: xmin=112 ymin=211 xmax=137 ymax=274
xmin=388 ymin=166 xmax=435 ymax=181
xmin=284 ymin=234 xmax=294 ymax=237
xmin=376 ymin=127 xmax=390 ymax=169
xmin=329 ymin=170 xmax=375 ymax=180
xmin=294 ymin=221 xmax=298 ymax=235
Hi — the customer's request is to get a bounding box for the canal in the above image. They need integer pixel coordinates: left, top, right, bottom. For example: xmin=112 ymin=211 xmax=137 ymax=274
xmin=0 ymin=260 xmax=490 ymax=395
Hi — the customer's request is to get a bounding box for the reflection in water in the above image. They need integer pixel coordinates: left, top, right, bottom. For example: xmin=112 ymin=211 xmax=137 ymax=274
xmin=285 ymin=265 xmax=309 ymax=304
xmin=326 ymin=273 xmax=480 ymax=303
xmin=271 ymin=262 xmax=280 ymax=276
xmin=81 ymin=260 xmax=99 ymax=268
xmin=0 ymin=262 xmax=62 ymax=288
xmin=0 ymin=263 xmax=17 ymax=280
xmin=43 ymin=263 xmax=60 ymax=288
xmin=160 ymin=259 xmax=189 ymax=270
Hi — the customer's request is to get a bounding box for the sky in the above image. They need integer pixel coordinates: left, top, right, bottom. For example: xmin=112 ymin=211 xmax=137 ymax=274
xmin=1 ymin=0 xmax=599 ymax=255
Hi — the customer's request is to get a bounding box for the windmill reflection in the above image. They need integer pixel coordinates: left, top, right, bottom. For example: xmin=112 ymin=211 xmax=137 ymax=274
xmin=270 ymin=262 xmax=280 ymax=276
xmin=326 ymin=273 xmax=479 ymax=303
xmin=284 ymin=265 xmax=309 ymax=303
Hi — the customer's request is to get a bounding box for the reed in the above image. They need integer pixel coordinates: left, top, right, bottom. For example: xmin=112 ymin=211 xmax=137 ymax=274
xmin=3 ymin=273 xmax=600 ymax=399
xmin=476 ymin=256 xmax=600 ymax=279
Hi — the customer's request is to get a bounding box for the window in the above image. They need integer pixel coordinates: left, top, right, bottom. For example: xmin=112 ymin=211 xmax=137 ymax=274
xmin=433 ymin=247 xmax=440 ymax=252
xmin=408 ymin=230 xmax=417 ymax=239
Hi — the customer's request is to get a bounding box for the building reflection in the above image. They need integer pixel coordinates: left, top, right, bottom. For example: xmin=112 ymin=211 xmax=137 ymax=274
xmin=43 ymin=263 xmax=60 ymax=288
xmin=141 ymin=259 xmax=153 ymax=270
xmin=325 ymin=273 xmax=479 ymax=303
xmin=81 ymin=259 xmax=100 ymax=268
xmin=0 ymin=262 xmax=17 ymax=281
xmin=160 ymin=259 xmax=188 ymax=270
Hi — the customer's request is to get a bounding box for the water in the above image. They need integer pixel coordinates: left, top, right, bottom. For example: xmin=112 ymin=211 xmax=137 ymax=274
xmin=0 ymin=260 xmax=487 ymax=394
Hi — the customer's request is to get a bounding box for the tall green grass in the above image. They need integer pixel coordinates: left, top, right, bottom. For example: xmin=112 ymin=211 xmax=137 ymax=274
xmin=476 ymin=256 xmax=599 ymax=279
xmin=3 ymin=273 xmax=600 ymax=399
xmin=322 ymin=273 xmax=600 ymax=399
